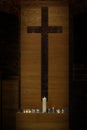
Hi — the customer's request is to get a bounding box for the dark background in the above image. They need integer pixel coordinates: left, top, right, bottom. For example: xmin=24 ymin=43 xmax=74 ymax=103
xmin=69 ymin=12 xmax=87 ymax=130
xmin=0 ymin=0 xmax=87 ymax=130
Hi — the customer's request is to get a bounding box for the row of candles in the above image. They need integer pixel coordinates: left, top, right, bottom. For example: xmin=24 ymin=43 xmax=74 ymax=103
xmin=18 ymin=97 xmax=68 ymax=114
xmin=18 ymin=108 xmax=67 ymax=114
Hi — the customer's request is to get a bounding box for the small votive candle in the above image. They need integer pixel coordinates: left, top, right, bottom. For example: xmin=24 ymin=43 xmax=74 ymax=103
xmin=26 ymin=109 xmax=29 ymax=113
xmin=56 ymin=109 xmax=60 ymax=114
xmin=61 ymin=108 xmax=64 ymax=114
xmin=23 ymin=109 xmax=26 ymax=113
xmin=52 ymin=107 xmax=55 ymax=113
xmin=29 ymin=109 xmax=31 ymax=113
xmin=32 ymin=109 xmax=35 ymax=113
xmin=36 ymin=109 xmax=40 ymax=113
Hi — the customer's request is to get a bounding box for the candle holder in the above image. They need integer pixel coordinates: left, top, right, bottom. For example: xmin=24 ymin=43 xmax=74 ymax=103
xmin=52 ymin=107 xmax=55 ymax=113
xmin=61 ymin=108 xmax=64 ymax=114
xmin=36 ymin=109 xmax=40 ymax=113
xmin=31 ymin=109 xmax=35 ymax=113
xmin=47 ymin=108 xmax=51 ymax=113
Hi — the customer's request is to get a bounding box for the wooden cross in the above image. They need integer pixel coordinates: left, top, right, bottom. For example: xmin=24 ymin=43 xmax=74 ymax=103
xmin=27 ymin=7 xmax=63 ymax=100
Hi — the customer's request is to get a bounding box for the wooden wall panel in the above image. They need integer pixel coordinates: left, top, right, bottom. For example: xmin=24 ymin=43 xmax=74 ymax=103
xmin=48 ymin=6 xmax=69 ymax=107
xmin=21 ymin=7 xmax=41 ymax=108
xmin=20 ymin=3 xmax=69 ymax=109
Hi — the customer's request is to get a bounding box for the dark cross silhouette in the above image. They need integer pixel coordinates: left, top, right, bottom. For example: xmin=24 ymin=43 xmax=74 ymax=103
xmin=27 ymin=7 xmax=63 ymax=100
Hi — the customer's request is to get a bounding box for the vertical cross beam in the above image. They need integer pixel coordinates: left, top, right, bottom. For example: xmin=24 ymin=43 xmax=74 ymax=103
xmin=41 ymin=7 xmax=48 ymax=100
xmin=27 ymin=7 xmax=63 ymax=101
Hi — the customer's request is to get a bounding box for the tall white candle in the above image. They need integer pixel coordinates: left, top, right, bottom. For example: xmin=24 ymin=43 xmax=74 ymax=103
xmin=42 ymin=97 xmax=47 ymax=113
